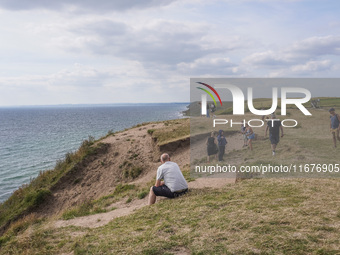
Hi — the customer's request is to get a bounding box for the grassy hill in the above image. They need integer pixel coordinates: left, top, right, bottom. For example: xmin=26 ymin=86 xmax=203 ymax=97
xmin=0 ymin=178 xmax=339 ymax=254
xmin=1 ymin=99 xmax=340 ymax=254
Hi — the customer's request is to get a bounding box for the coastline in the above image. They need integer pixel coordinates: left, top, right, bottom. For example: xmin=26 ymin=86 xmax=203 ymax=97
xmin=0 ymin=104 xmax=188 ymax=203
xmin=0 ymin=118 xmax=190 ymax=234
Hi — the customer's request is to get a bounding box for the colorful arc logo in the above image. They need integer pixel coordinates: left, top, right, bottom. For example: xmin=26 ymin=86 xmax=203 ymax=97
xmin=196 ymin=82 xmax=223 ymax=106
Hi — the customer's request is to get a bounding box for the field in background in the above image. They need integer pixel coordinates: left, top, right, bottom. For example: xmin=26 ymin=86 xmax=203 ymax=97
xmin=190 ymin=97 xmax=340 ymax=178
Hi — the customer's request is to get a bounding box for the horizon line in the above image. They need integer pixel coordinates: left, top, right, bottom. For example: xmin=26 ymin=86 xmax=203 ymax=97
xmin=0 ymin=102 xmax=190 ymax=108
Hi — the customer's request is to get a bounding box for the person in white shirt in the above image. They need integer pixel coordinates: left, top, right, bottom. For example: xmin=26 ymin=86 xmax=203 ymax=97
xmin=148 ymin=153 xmax=188 ymax=205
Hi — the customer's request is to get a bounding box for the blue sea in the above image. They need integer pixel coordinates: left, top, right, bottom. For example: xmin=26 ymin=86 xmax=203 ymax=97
xmin=0 ymin=103 xmax=188 ymax=203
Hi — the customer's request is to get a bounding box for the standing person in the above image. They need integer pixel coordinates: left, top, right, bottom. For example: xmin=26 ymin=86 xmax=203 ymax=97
xmin=198 ymin=102 xmax=204 ymax=117
xmin=211 ymin=103 xmax=216 ymax=118
xmin=245 ymin=123 xmax=255 ymax=151
xmin=241 ymin=125 xmax=248 ymax=147
xmin=148 ymin=153 xmax=188 ymax=205
xmin=217 ymin=130 xmax=227 ymax=162
xmin=206 ymin=132 xmax=218 ymax=163
xmin=329 ymin=108 xmax=340 ymax=148
xmin=265 ymin=113 xmax=284 ymax=156
xmin=206 ymin=103 xmax=210 ymax=118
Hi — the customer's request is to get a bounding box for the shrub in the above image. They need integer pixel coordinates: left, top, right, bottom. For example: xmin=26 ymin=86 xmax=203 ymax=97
xmin=24 ymin=189 xmax=51 ymax=208
xmin=62 ymin=201 xmax=106 ymax=220
xmin=130 ymin=167 xmax=143 ymax=179
xmin=107 ymin=130 xmax=114 ymax=136
xmin=137 ymin=191 xmax=148 ymax=199
xmin=123 ymin=166 xmax=143 ymax=179
xmin=114 ymin=184 xmax=136 ymax=195
xmin=147 ymin=129 xmax=155 ymax=135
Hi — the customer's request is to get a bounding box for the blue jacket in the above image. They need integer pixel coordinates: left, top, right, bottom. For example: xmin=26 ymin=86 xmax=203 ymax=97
xmin=217 ymin=134 xmax=227 ymax=146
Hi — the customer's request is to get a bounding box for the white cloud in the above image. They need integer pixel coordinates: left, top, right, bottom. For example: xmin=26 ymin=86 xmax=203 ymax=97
xmin=0 ymin=0 xmax=177 ymax=12
xmin=48 ymin=64 xmax=110 ymax=87
xmin=243 ymin=35 xmax=340 ymax=68
xmin=0 ymin=64 xmax=108 ymax=89
xmin=243 ymin=50 xmax=290 ymax=67
xmin=291 ymin=60 xmax=333 ymax=73
xmin=177 ymin=57 xmax=238 ymax=75
xmin=45 ymin=19 xmax=234 ymax=66
xmin=289 ymin=35 xmax=340 ymax=57
xmin=267 ymin=60 xmax=334 ymax=77
xmin=242 ymin=35 xmax=340 ymax=75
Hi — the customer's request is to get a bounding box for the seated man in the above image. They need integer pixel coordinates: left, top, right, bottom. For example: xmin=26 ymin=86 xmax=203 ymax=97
xmin=148 ymin=153 xmax=188 ymax=205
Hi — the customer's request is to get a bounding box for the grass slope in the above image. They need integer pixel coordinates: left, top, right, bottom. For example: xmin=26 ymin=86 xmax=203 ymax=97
xmin=148 ymin=118 xmax=190 ymax=146
xmin=0 ymin=136 xmax=109 ymax=235
xmin=1 ymin=178 xmax=339 ymax=254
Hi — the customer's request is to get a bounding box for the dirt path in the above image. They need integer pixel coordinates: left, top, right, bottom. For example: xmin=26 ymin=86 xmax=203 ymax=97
xmin=52 ymin=128 xmax=245 ymax=229
xmin=54 ymin=198 xmax=149 ymax=228
xmin=53 ymin=175 xmax=237 ymax=229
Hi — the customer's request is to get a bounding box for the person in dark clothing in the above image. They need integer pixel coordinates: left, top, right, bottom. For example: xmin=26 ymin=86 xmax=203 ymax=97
xmin=206 ymin=103 xmax=210 ymax=118
xmin=241 ymin=125 xmax=248 ymax=147
xmin=217 ymin=130 xmax=227 ymax=161
xmin=211 ymin=103 xmax=216 ymax=118
xmin=265 ymin=113 xmax=284 ymax=156
xmin=329 ymin=108 xmax=340 ymax=148
xmin=206 ymin=132 xmax=218 ymax=162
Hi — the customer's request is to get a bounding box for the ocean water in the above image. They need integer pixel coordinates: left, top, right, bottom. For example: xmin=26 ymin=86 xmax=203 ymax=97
xmin=0 ymin=103 xmax=187 ymax=202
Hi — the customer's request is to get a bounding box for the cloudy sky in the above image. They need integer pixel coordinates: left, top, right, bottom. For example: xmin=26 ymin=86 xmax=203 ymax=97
xmin=0 ymin=0 xmax=339 ymax=106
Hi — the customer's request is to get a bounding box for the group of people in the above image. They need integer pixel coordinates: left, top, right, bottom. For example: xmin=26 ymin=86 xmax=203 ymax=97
xmin=207 ymin=113 xmax=284 ymax=160
xmin=206 ymin=129 xmax=227 ymax=162
xmin=147 ymin=114 xmax=283 ymax=205
xmin=206 ymin=107 xmax=340 ymax=159
xmin=147 ymin=108 xmax=340 ymax=206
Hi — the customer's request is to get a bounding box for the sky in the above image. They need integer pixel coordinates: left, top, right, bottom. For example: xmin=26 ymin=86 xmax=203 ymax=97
xmin=0 ymin=0 xmax=340 ymax=106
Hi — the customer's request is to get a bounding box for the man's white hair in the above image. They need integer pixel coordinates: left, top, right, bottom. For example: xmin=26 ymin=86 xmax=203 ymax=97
xmin=161 ymin=153 xmax=170 ymax=162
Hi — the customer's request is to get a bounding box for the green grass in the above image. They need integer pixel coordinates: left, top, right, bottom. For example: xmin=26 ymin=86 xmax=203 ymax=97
xmin=61 ymin=184 xmax=139 ymax=220
xmin=1 ymin=179 xmax=339 ymax=254
xmin=123 ymin=165 xmax=143 ymax=179
xmin=151 ymin=118 xmax=190 ymax=145
xmin=62 ymin=201 xmax=107 ymax=220
xmin=147 ymin=129 xmax=155 ymax=135
xmin=137 ymin=191 xmax=148 ymax=199
xmin=113 ymin=184 xmax=136 ymax=194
